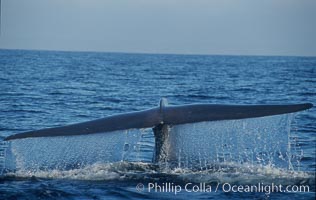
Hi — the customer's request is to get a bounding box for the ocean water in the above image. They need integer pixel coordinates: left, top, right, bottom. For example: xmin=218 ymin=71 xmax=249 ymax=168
xmin=0 ymin=49 xmax=315 ymax=199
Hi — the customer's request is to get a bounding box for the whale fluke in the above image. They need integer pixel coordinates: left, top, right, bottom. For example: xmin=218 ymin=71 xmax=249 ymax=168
xmin=163 ymin=103 xmax=313 ymax=125
xmin=4 ymin=108 xmax=161 ymax=141
xmin=4 ymin=99 xmax=313 ymax=141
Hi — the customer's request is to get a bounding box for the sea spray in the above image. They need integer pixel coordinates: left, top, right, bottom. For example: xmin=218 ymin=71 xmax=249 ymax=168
xmin=162 ymin=114 xmax=296 ymax=170
xmin=0 ymin=113 xmax=305 ymax=177
xmin=4 ymin=128 xmax=154 ymax=172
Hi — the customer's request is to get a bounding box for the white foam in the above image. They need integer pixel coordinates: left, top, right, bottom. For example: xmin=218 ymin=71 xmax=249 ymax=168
xmin=4 ymin=161 xmax=314 ymax=187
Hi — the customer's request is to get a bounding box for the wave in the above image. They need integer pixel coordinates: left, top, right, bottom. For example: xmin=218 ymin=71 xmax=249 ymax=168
xmin=2 ymin=161 xmax=314 ymax=190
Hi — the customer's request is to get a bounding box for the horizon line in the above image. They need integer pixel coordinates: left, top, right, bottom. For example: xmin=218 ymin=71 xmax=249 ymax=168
xmin=0 ymin=47 xmax=315 ymax=58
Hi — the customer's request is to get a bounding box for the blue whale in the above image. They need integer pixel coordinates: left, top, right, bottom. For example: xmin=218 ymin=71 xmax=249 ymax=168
xmin=4 ymin=98 xmax=313 ymax=163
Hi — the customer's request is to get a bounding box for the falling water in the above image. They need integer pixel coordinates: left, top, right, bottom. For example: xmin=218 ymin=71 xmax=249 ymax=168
xmin=0 ymin=113 xmax=306 ymax=177
xmin=0 ymin=128 xmax=154 ymax=174
xmin=161 ymin=114 xmax=297 ymax=170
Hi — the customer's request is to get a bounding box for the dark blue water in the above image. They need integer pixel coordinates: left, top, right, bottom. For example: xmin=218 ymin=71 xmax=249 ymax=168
xmin=0 ymin=49 xmax=315 ymax=199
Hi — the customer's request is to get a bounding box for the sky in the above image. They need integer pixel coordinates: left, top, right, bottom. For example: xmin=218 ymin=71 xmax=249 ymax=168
xmin=0 ymin=0 xmax=315 ymax=56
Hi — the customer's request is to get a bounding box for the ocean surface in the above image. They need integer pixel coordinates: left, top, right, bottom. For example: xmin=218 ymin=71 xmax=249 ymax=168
xmin=0 ymin=49 xmax=315 ymax=199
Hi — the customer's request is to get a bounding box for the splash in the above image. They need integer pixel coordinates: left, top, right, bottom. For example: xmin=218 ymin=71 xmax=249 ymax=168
xmin=159 ymin=114 xmax=297 ymax=170
xmin=2 ymin=162 xmax=314 ymax=190
xmin=1 ymin=128 xmax=154 ymax=172
xmin=5 ymin=162 xmax=158 ymax=181
xmin=0 ymin=113 xmax=310 ymax=182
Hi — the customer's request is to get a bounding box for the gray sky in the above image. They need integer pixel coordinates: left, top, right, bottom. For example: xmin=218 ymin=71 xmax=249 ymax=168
xmin=0 ymin=0 xmax=315 ymax=56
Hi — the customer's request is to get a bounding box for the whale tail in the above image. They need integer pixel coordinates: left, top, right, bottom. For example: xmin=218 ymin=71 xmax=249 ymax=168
xmin=4 ymin=98 xmax=313 ymax=141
